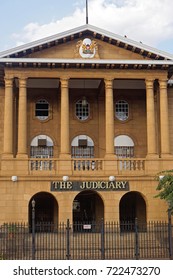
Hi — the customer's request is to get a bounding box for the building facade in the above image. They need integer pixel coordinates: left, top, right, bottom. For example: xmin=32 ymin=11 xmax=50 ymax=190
xmin=0 ymin=24 xmax=173 ymax=226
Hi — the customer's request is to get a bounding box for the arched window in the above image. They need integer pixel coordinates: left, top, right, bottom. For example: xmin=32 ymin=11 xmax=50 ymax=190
xmin=75 ymin=98 xmax=90 ymax=121
xmin=114 ymin=135 xmax=134 ymax=157
xmin=30 ymin=135 xmax=53 ymax=158
xmin=35 ymin=99 xmax=49 ymax=120
xmin=71 ymin=135 xmax=94 ymax=158
xmin=115 ymin=100 xmax=129 ymax=121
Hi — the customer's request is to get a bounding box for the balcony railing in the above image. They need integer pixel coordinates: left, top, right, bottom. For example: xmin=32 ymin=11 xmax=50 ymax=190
xmin=73 ymin=159 xmax=103 ymax=171
xmin=28 ymin=158 xmax=146 ymax=174
xmin=118 ymin=158 xmax=145 ymax=172
xmin=30 ymin=158 xmax=55 ymax=171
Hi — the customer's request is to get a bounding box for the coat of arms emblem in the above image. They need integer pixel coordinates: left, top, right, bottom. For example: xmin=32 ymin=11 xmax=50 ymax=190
xmin=75 ymin=38 xmax=99 ymax=58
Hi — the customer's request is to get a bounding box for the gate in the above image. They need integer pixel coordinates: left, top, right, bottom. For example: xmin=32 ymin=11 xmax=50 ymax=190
xmin=0 ymin=219 xmax=172 ymax=260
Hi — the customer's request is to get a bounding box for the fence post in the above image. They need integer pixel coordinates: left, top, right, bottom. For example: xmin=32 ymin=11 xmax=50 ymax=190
xmin=101 ymin=219 xmax=105 ymax=259
xmin=66 ymin=219 xmax=71 ymax=260
xmin=168 ymin=208 xmax=173 ymax=259
xmin=31 ymin=199 xmax=36 ymax=260
xmin=135 ymin=218 xmax=139 ymax=260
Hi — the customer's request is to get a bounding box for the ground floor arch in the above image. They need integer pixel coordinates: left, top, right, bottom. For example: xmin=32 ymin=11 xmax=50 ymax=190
xmin=28 ymin=192 xmax=58 ymax=228
xmin=119 ymin=191 xmax=147 ymax=225
xmin=73 ymin=190 xmax=104 ymax=224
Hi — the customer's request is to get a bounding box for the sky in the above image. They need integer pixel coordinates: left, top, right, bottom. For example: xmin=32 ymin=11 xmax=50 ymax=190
xmin=1 ymin=0 xmax=173 ymax=54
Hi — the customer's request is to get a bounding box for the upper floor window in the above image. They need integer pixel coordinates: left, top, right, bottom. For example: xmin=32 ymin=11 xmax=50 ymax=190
xmin=30 ymin=135 xmax=53 ymax=170
xmin=30 ymin=135 xmax=53 ymax=158
xmin=75 ymin=98 xmax=89 ymax=121
xmin=71 ymin=135 xmax=94 ymax=158
xmin=114 ymin=135 xmax=134 ymax=158
xmin=115 ymin=100 xmax=129 ymax=121
xmin=35 ymin=99 xmax=49 ymax=120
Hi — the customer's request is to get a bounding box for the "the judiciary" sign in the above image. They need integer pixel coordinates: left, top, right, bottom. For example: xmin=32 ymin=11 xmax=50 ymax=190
xmin=50 ymin=181 xmax=129 ymax=192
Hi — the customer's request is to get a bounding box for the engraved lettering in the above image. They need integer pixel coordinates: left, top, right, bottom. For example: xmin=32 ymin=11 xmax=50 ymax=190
xmin=67 ymin=182 xmax=73 ymax=189
xmin=121 ymin=181 xmax=127 ymax=188
xmin=51 ymin=181 xmax=129 ymax=191
xmin=115 ymin=181 xmax=122 ymax=189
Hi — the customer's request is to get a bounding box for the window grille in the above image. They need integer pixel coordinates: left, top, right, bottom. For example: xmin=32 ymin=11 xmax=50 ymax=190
xmin=75 ymin=99 xmax=89 ymax=120
xmin=35 ymin=99 xmax=49 ymax=120
xmin=71 ymin=146 xmax=94 ymax=158
xmin=115 ymin=100 xmax=129 ymax=121
xmin=115 ymin=146 xmax=134 ymax=158
xmin=30 ymin=146 xmax=53 ymax=158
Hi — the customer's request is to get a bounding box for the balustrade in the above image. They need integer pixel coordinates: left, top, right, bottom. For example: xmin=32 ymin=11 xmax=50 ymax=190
xmin=73 ymin=159 xmax=103 ymax=171
xmin=27 ymin=158 xmax=146 ymax=173
xmin=30 ymin=158 xmax=55 ymax=171
xmin=118 ymin=159 xmax=145 ymax=172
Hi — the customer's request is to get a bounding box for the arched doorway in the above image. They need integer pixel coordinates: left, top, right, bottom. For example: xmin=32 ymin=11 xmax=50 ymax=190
xmin=29 ymin=192 xmax=58 ymax=230
xmin=73 ymin=190 xmax=104 ymax=230
xmin=119 ymin=191 xmax=146 ymax=230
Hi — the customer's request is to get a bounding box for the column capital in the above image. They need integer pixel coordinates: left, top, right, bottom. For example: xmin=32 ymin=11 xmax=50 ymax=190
xmin=60 ymin=77 xmax=69 ymax=88
xmin=4 ymin=77 xmax=13 ymax=87
xmin=159 ymin=79 xmax=168 ymax=89
xmin=19 ymin=78 xmax=27 ymax=88
xmin=145 ymin=79 xmax=154 ymax=89
xmin=104 ymin=78 xmax=114 ymax=89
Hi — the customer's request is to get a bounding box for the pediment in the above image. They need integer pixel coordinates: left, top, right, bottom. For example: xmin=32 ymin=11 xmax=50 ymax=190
xmin=1 ymin=24 xmax=173 ymax=61
xmin=1 ymin=24 xmax=173 ymax=78
xmin=24 ymin=35 xmax=146 ymax=61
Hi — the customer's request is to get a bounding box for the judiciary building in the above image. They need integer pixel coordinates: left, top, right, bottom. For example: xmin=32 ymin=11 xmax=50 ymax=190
xmin=0 ymin=24 xmax=173 ymax=226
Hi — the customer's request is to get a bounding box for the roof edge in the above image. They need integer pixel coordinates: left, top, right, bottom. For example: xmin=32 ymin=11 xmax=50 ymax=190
xmin=0 ymin=23 xmax=173 ymax=60
xmin=1 ymin=57 xmax=173 ymax=65
xmin=0 ymin=24 xmax=89 ymax=58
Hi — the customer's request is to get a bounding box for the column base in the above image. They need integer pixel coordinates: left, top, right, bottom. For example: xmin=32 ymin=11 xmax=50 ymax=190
xmin=1 ymin=153 xmax=14 ymax=159
xmin=104 ymin=154 xmax=118 ymax=174
xmin=160 ymin=153 xmax=173 ymax=158
xmin=146 ymin=153 xmax=159 ymax=159
xmin=59 ymin=153 xmax=71 ymax=159
xmin=104 ymin=153 xmax=116 ymax=160
xmin=16 ymin=153 xmax=28 ymax=159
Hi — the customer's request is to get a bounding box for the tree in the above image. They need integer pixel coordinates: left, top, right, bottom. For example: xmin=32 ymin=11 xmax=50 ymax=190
xmin=155 ymin=170 xmax=173 ymax=214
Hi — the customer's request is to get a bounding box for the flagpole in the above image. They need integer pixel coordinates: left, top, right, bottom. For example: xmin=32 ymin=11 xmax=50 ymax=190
xmin=86 ymin=0 xmax=89 ymax=24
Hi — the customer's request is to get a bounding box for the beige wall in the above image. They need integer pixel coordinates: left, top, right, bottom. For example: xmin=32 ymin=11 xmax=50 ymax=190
xmin=16 ymin=86 xmax=149 ymax=158
xmin=0 ymin=78 xmax=172 ymax=224
xmin=0 ymin=177 xmax=168 ymax=224
xmin=0 ymin=35 xmax=172 ymax=225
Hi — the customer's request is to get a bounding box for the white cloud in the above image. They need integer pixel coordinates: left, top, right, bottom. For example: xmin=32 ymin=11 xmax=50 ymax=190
xmin=12 ymin=0 xmax=173 ymax=51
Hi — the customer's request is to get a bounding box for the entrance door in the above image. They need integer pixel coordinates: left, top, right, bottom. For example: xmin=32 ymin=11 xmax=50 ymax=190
xmin=119 ymin=191 xmax=146 ymax=230
xmin=73 ymin=190 xmax=104 ymax=230
xmin=29 ymin=192 xmax=58 ymax=231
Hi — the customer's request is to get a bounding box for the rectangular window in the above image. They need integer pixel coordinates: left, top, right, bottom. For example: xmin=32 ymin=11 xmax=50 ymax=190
xmin=115 ymin=146 xmax=134 ymax=158
xmin=35 ymin=99 xmax=49 ymax=120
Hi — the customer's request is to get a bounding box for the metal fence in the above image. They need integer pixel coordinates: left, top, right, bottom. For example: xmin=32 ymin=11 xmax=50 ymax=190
xmin=0 ymin=219 xmax=172 ymax=260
